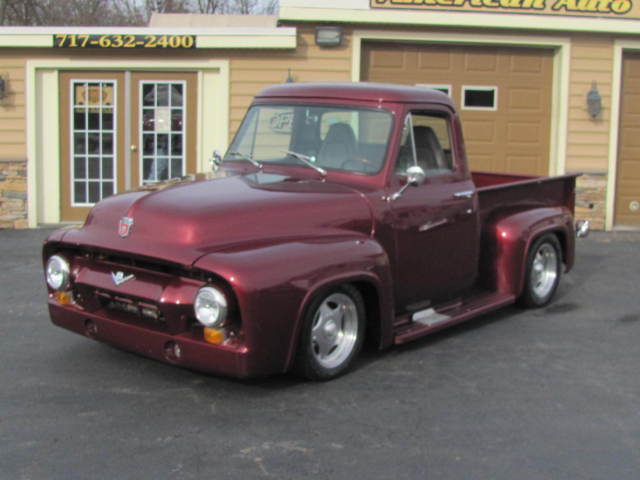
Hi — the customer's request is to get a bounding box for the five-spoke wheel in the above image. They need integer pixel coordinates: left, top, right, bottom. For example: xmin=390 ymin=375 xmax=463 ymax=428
xmin=520 ymin=234 xmax=562 ymax=308
xmin=295 ymin=284 xmax=365 ymax=380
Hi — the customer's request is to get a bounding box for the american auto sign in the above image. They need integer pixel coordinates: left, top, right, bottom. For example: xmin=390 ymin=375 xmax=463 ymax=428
xmin=371 ymin=0 xmax=635 ymax=17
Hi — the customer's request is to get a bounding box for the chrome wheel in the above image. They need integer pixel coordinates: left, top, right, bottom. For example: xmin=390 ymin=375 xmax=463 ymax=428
xmin=310 ymin=293 xmax=359 ymax=370
xmin=530 ymin=243 xmax=558 ymax=299
xmin=520 ymin=234 xmax=562 ymax=308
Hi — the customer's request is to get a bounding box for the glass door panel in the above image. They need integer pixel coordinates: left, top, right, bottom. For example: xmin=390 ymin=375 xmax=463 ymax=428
xmin=130 ymin=72 xmax=197 ymax=188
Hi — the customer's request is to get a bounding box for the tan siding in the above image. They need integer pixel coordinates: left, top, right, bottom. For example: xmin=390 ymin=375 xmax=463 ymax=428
xmin=565 ymin=35 xmax=614 ymax=173
xmin=228 ymin=24 xmax=353 ymax=140
xmin=0 ymin=52 xmax=27 ymax=160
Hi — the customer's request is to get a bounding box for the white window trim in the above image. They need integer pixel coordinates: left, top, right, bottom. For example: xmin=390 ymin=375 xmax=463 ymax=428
xmin=461 ymin=85 xmax=498 ymax=112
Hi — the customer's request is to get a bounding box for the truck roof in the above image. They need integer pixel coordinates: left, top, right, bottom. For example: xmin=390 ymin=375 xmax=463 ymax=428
xmin=256 ymin=82 xmax=455 ymax=108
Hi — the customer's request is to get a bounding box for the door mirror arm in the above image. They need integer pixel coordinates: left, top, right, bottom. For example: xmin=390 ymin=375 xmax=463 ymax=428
xmin=389 ymin=165 xmax=426 ymax=201
xmin=210 ymin=150 xmax=223 ymax=171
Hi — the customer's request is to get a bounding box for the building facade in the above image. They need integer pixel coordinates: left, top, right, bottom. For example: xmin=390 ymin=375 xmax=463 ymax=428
xmin=0 ymin=0 xmax=639 ymax=230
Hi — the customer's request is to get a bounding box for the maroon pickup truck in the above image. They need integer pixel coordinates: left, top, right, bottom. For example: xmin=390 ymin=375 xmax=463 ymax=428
xmin=43 ymin=83 xmax=589 ymax=380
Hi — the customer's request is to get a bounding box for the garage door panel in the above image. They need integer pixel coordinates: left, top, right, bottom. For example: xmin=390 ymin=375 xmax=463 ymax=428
xmin=463 ymin=120 xmax=497 ymax=143
xmin=510 ymin=55 xmax=544 ymax=74
xmin=506 ymin=155 xmax=541 ymax=175
xmin=618 ymin=162 xmax=640 ymax=180
xmin=363 ymin=42 xmax=552 ymax=176
xmin=508 ymin=88 xmax=544 ymax=112
xmin=369 ymin=49 xmax=406 ymax=69
xmin=507 ymin=123 xmax=541 ymax=144
xmin=418 ymin=49 xmax=453 ymax=71
xmin=464 ymin=52 xmax=498 ymax=73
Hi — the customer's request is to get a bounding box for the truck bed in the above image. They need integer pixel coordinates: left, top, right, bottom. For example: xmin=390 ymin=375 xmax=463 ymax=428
xmin=472 ymin=171 xmax=579 ymax=224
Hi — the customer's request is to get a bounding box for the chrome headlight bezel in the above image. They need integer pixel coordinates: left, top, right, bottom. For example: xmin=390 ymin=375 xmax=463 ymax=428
xmin=194 ymin=286 xmax=228 ymax=328
xmin=46 ymin=255 xmax=70 ymax=291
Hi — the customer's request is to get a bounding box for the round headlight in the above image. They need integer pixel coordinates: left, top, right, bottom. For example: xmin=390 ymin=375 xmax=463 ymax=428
xmin=194 ymin=286 xmax=227 ymax=327
xmin=46 ymin=255 xmax=70 ymax=291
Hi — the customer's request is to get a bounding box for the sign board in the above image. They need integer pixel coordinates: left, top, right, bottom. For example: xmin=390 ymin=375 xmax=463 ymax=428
xmin=371 ymin=0 xmax=638 ymax=18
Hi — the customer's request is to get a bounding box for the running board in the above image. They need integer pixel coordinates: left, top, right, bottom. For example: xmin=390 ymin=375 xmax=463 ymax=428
xmin=394 ymin=291 xmax=516 ymax=345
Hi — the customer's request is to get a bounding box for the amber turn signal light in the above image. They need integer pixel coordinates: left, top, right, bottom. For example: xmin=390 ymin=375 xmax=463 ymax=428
xmin=53 ymin=291 xmax=73 ymax=305
xmin=204 ymin=327 xmax=225 ymax=344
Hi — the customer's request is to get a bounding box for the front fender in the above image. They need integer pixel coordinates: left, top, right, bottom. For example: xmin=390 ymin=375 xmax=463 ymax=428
xmin=483 ymin=207 xmax=575 ymax=297
xmin=194 ymin=236 xmax=393 ymax=376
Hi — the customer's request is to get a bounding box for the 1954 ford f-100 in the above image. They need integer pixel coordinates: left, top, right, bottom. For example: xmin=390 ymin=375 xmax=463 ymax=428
xmin=43 ymin=83 xmax=589 ymax=380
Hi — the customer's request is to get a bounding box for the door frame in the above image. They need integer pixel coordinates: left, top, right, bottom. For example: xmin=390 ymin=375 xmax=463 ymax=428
xmin=26 ymin=58 xmax=229 ymax=226
xmin=607 ymin=40 xmax=640 ymax=230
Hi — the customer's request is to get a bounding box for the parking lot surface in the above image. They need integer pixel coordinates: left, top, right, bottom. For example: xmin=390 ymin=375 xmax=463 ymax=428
xmin=2 ymin=228 xmax=640 ymax=480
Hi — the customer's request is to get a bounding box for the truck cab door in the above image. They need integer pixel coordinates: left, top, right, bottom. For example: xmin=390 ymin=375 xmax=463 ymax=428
xmin=389 ymin=110 xmax=480 ymax=312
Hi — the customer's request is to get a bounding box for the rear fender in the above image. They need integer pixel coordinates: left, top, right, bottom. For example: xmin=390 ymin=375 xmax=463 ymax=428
xmin=483 ymin=207 xmax=575 ymax=297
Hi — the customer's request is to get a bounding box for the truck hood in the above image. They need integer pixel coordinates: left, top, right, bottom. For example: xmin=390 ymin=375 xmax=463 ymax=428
xmin=61 ymin=172 xmax=374 ymax=267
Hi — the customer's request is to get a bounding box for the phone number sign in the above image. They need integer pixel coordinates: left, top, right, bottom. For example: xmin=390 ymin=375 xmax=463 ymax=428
xmin=54 ymin=34 xmax=196 ymax=49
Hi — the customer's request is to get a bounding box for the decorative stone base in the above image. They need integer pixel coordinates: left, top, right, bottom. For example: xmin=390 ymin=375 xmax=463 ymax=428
xmin=0 ymin=159 xmax=28 ymax=229
xmin=575 ymin=173 xmax=607 ymax=231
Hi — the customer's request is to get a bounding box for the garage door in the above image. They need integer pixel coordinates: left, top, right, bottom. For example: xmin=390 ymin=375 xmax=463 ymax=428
xmin=615 ymin=53 xmax=640 ymax=227
xmin=362 ymin=43 xmax=554 ymax=176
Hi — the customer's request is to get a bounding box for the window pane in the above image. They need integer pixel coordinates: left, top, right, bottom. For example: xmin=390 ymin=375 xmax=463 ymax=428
xmin=157 ymin=84 xmax=169 ymax=106
xmin=88 ymin=111 xmax=100 ymax=130
xmin=88 ymin=181 xmax=101 ymax=203
xmin=143 ymin=84 xmax=155 ymax=106
xmin=143 ymin=109 xmax=154 ymax=131
xmin=143 ymin=134 xmax=155 ymax=155
xmin=102 ymin=181 xmax=114 ymax=198
xmin=143 ymin=157 xmax=154 ymax=182
xmin=102 ymin=157 xmax=114 ymax=179
xmin=74 ymin=110 xmax=86 ymax=130
xmin=405 ymin=113 xmax=454 ymax=174
xmin=102 ymin=133 xmax=113 ymax=155
xmin=156 ymin=157 xmax=169 ymax=181
xmin=171 ymin=157 xmax=182 ymax=178
xmin=88 ymin=158 xmax=100 ymax=179
xmin=74 ymin=133 xmax=86 ymax=154
xmin=102 ymin=110 xmax=113 ymax=130
xmin=74 ymin=157 xmax=86 ymax=179
xmin=74 ymin=181 xmax=86 ymax=203
xmin=171 ymin=110 xmax=183 ymax=131
xmin=171 ymin=84 xmax=183 ymax=107
xmin=171 ymin=134 xmax=182 ymax=155
xmin=157 ymin=134 xmax=169 ymax=155
xmin=463 ymin=88 xmax=496 ymax=109
xmin=88 ymin=134 xmax=100 ymax=154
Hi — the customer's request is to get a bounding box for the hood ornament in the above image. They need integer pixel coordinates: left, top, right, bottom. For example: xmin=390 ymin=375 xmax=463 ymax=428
xmin=112 ymin=271 xmax=135 ymax=286
xmin=118 ymin=217 xmax=134 ymax=238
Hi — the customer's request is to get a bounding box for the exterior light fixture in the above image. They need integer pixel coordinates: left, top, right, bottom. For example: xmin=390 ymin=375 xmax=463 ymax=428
xmin=0 ymin=74 xmax=7 ymax=99
xmin=286 ymin=69 xmax=295 ymax=83
xmin=586 ymin=81 xmax=602 ymax=119
xmin=315 ymin=26 xmax=343 ymax=48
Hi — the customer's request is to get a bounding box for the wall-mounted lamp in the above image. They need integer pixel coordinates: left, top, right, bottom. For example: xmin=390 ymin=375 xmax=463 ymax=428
xmin=285 ymin=69 xmax=295 ymax=83
xmin=586 ymin=81 xmax=602 ymax=119
xmin=0 ymin=74 xmax=7 ymax=100
xmin=315 ymin=26 xmax=343 ymax=48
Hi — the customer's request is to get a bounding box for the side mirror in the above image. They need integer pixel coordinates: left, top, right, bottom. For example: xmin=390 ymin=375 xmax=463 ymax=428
xmin=210 ymin=150 xmax=223 ymax=171
xmin=406 ymin=165 xmax=426 ymax=186
xmin=390 ymin=165 xmax=426 ymax=201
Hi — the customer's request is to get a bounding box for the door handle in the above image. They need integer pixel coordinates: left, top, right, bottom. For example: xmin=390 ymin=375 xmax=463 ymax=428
xmin=453 ymin=190 xmax=474 ymax=199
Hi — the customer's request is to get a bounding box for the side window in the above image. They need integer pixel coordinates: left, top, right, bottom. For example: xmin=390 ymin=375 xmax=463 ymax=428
xmin=395 ymin=112 xmax=454 ymax=176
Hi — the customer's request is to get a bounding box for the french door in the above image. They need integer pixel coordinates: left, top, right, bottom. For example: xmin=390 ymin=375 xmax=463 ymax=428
xmin=59 ymin=71 xmax=197 ymax=222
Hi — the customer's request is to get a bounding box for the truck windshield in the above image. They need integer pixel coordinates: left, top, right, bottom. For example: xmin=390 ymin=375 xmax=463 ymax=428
xmin=225 ymin=104 xmax=393 ymax=175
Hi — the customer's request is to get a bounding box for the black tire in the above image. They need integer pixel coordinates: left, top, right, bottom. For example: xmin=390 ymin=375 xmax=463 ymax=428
xmin=519 ymin=233 xmax=562 ymax=308
xmin=294 ymin=284 xmax=366 ymax=381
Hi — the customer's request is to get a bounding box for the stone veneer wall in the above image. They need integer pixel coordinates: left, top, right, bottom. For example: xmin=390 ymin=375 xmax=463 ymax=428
xmin=0 ymin=159 xmax=28 ymax=229
xmin=575 ymin=173 xmax=607 ymax=231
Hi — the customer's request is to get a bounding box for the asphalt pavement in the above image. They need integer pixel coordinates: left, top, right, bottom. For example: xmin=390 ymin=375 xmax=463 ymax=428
xmin=1 ymin=227 xmax=639 ymax=480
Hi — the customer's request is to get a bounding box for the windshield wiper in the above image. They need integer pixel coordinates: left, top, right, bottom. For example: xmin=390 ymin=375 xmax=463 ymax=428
xmin=283 ymin=150 xmax=327 ymax=176
xmin=227 ymin=151 xmax=263 ymax=170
